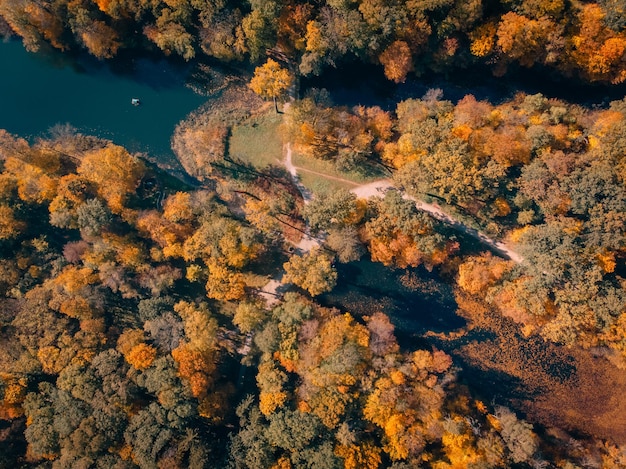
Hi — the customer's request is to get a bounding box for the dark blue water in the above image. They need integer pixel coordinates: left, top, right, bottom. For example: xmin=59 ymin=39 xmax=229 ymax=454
xmin=303 ymin=60 xmax=626 ymax=109
xmin=0 ymin=39 xmax=205 ymax=163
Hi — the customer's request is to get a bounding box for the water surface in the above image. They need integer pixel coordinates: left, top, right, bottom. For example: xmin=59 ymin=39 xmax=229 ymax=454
xmin=0 ymin=40 xmax=205 ymax=162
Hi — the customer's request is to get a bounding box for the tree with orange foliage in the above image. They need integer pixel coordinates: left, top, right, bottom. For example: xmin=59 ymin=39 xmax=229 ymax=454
xmin=277 ymin=3 xmax=312 ymax=53
xmin=0 ymin=0 xmax=66 ymax=52
xmin=480 ymin=125 xmax=532 ymax=168
xmin=49 ymin=265 xmax=97 ymax=294
xmin=457 ymin=253 xmax=513 ymax=296
xmin=1 ymin=380 xmax=26 ymax=418
xmin=568 ymin=4 xmax=626 ymax=83
xmin=136 ymin=209 xmax=191 ymax=258
xmin=496 ymin=12 xmax=561 ymax=68
xmin=335 ymin=443 xmax=381 ymax=469
xmin=379 ymin=41 xmax=413 ymax=83
xmin=171 ymin=344 xmax=215 ymax=398
xmin=75 ymin=20 xmax=120 ymax=59
xmin=364 ymin=191 xmax=450 ymax=270
xmin=125 ymin=343 xmax=157 ymax=370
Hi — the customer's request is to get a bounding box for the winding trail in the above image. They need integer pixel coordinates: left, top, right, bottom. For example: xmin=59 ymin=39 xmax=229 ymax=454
xmin=286 ymin=143 xmax=524 ymax=264
xmin=257 ymin=140 xmax=523 ymax=311
xmin=242 ymin=133 xmax=523 ymax=374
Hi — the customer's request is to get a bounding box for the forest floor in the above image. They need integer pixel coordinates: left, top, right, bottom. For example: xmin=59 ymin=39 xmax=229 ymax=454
xmin=439 ymin=295 xmax=626 ymax=444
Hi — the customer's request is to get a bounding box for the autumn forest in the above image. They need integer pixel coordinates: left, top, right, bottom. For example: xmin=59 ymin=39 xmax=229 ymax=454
xmin=1 ymin=0 xmax=626 ymax=467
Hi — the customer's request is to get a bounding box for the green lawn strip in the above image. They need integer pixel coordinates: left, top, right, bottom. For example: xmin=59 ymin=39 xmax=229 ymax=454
xmin=291 ymin=151 xmax=385 ymax=195
xmin=291 ymin=152 xmax=378 ymax=183
xmin=229 ymin=111 xmax=387 ymax=196
xmin=296 ymin=169 xmax=357 ymax=194
xmin=229 ymin=112 xmax=283 ymax=168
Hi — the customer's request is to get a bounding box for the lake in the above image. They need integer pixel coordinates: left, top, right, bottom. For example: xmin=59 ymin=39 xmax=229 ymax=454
xmin=0 ymin=39 xmax=206 ymax=165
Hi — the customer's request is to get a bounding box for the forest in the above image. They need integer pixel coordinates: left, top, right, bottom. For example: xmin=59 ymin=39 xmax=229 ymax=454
xmin=1 ymin=0 xmax=626 ymax=468
xmin=2 ymin=0 xmax=626 ymax=84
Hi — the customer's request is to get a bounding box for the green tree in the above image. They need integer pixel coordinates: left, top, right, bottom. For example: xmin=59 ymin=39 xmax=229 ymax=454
xmin=228 ymin=396 xmax=275 ymax=469
xmin=494 ymin=406 xmax=538 ymax=463
xmin=76 ymin=198 xmax=112 ymax=236
xmin=282 ymin=248 xmax=337 ymax=296
xmin=325 ymin=226 xmax=365 ymax=263
xmin=303 ymin=189 xmax=359 ymax=233
xmin=266 ymin=409 xmax=322 ymax=452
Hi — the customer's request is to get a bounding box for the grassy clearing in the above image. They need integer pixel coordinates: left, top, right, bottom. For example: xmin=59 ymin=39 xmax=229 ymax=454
xmin=292 ymin=151 xmax=387 ymax=195
xmin=295 ymin=169 xmax=357 ymax=194
xmin=230 ymin=110 xmax=387 ymax=196
xmin=292 ymin=152 xmax=383 ymax=183
xmin=229 ymin=111 xmax=283 ymax=168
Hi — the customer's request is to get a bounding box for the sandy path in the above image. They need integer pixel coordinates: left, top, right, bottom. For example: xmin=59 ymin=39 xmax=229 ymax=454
xmin=259 ymin=142 xmax=523 ymax=310
xmin=284 ymin=143 xmax=314 ymax=203
xmin=256 ymin=144 xmax=321 ymax=308
xmin=347 ymin=178 xmax=524 ymax=263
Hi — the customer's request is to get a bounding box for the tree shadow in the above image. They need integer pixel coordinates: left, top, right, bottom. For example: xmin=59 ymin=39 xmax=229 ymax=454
xmin=319 ymin=258 xmax=466 ymax=350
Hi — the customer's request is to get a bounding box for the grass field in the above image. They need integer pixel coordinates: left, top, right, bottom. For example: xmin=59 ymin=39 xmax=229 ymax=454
xmin=228 ymin=111 xmax=284 ymax=168
xmin=292 ymin=151 xmax=387 ymax=195
xmin=295 ymin=170 xmax=357 ymax=194
xmin=229 ymin=110 xmax=388 ymax=195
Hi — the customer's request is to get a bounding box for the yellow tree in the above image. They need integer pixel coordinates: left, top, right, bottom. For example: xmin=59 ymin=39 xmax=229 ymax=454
xmin=249 ymin=59 xmax=294 ymax=113
xmin=205 ymin=260 xmax=246 ymax=301
xmin=78 ymin=144 xmax=145 ymax=213
xmin=3 ymin=157 xmax=58 ymax=204
xmin=257 ymin=360 xmax=288 ymax=416
xmin=0 ymin=204 xmax=25 ymax=240
xmin=282 ymin=248 xmax=337 ymax=296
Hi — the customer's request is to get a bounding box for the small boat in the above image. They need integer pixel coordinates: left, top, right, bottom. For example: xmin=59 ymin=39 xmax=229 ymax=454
xmin=131 ymin=98 xmax=140 ymax=106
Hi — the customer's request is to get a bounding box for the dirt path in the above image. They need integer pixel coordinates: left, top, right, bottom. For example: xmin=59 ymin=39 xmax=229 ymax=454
xmin=347 ymin=178 xmax=524 ymax=263
xmin=284 ymin=143 xmax=314 ymax=203
xmin=285 ymin=145 xmax=523 ymax=263
xmin=255 ymin=145 xmax=322 ymax=308
xmin=260 ymin=142 xmax=523 ymax=310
